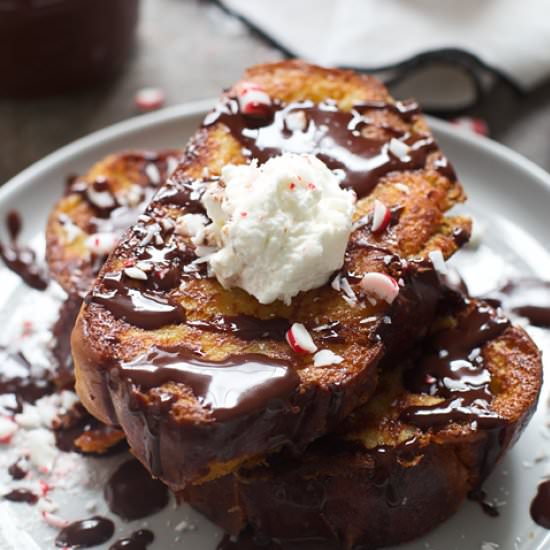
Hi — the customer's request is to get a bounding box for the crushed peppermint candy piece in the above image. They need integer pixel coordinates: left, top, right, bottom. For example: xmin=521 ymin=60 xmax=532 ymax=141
xmin=41 ymin=511 xmax=69 ymax=529
xmin=0 ymin=416 xmax=17 ymax=443
xmin=371 ymin=199 xmax=391 ymax=234
xmin=452 ymin=116 xmax=489 ymax=137
xmin=285 ymin=110 xmax=307 ymax=132
xmin=145 ymin=163 xmax=161 ymax=184
xmin=135 ymin=87 xmax=165 ymax=111
xmin=428 ymin=249 xmax=448 ymax=275
xmin=237 ymin=82 xmax=272 ymax=117
xmin=175 ymin=213 xmax=209 ymax=245
xmin=86 ymin=186 xmax=115 ymax=209
xmin=388 ymin=138 xmax=410 ymax=161
xmin=160 ymin=217 xmax=175 ymax=232
xmin=339 ymin=277 xmax=356 ymax=304
xmin=360 ymin=272 xmax=400 ymax=304
xmin=124 ymin=266 xmax=148 ymax=281
xmin=85 ymin=232 xmax=118 ymax=256
xmin=313 ymin=349 xmax=344 ymax=367
xmin=286 ymin=323 xmax=318 ymax=354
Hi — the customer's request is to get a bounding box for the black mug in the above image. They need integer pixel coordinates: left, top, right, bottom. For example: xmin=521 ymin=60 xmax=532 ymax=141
xmin=0 ymin=0 xmax=140 ymax=98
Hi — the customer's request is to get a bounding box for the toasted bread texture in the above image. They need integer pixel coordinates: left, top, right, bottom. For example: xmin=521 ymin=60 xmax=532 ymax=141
xmin=72 ymin=61 xmax=470 ymax=490
xmin=46 ymin=150 xmax=181 ymax=296
xmin=183 ymin=295 xmax=542 ymax=549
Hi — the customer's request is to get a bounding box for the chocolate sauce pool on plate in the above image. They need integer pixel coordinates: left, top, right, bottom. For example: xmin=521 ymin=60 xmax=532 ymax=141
xmin=110 ymin=529 xmax=154 ymax=550
xmin=55 ymin=516 xmax=115 ymax=548
xmin=530 ymin=479 xmax=550 ymax=529
xmin=0 ymin=210 xmax=48 ymax=290
xmin=3 ymin=488 xmax=38 ymax=504
xmin=483 ymin=278 xmax=550 ymax=328
xmin=104 ymin=459 xmax=169 ymax=520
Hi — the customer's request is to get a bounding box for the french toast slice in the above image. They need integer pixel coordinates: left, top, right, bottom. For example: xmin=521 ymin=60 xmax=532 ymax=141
xmin=46 ymin=150 xmax=181 ymax=296
xmin=72 ymin=61 xmax=471 ymax=490
xmin=183 ymin=294 xmax=543 ymax=549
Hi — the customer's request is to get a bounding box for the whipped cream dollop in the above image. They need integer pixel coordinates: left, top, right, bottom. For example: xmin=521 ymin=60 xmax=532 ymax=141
xmin=200 ymin=153 xmax=355 ymax=305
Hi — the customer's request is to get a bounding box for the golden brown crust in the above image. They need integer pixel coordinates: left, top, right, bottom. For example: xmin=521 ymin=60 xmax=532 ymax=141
xmin=183 ymin=302 xmax=543 ymax=549
xmin=73 ymin=61 xmax=470 ymax=489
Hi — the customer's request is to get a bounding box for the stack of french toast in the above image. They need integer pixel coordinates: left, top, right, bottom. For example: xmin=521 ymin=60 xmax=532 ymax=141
xmin=45 ymin=61 xmax=542 ymax=549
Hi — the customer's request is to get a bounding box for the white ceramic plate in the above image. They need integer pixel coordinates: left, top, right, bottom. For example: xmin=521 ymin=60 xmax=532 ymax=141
xmin=0 ymin=101 xmax=549 ymax=550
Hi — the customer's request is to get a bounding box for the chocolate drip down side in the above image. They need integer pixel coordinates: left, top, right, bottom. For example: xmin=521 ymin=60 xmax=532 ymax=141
xmin=400 ymin=299 xmax=509 ymax=430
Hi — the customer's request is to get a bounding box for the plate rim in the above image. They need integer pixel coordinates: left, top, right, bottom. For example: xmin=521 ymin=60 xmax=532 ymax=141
xmin=2 ymin=99 xmax=550 ymax=204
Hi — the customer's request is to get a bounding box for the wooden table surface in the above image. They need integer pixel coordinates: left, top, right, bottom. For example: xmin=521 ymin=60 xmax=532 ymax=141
xmin=1 ymin=0 xmax=549 ymax=183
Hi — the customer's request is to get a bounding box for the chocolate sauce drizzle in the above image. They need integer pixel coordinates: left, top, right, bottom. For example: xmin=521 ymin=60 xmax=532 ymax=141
xmin=483 ymin=277 xmax=550 ymax=328
xmin=530 ymin=479 xmax=550 ymax=529
xmin=400 ymin=299 xmax=509 ymax=429
xmin=55 ymin=516 xmax=115 ymax=548
xmin=89 ymin=271 xmax=186 ymax=330
xmin=187 ymin=315 xmax=289 ymax=341
xmin=120 ymin=347 xmax=299 ymax=422
xmin=204 ymin=98 xmax=455 ymax=199
xmin=104 ymin=459 xmax=169 ymax=520
xmin=0 ymin=210 xmax=48 ymax=290
xmin=110 ymin=530 xmax=155 ymax=550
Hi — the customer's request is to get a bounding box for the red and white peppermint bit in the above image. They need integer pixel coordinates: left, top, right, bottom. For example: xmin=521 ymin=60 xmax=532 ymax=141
xmin=313 ymin=349 xmax=344 ymax=367
xmin=0 ymin=416 xmax=17 ymax=443
xmin=371 ymin=199 xmax=391 ymax=233
xmin=41 ymin=511 xmax=69 ymax=529
xmin=428 ymin=249 xmax=448 ymax=275
xmin=237 ymin=82 xmax=271 ymax=117
xmin=124 ymin=266 xmax=148 ymax=281
xmin=451 ymin=116 xmax=489 ymax=137
xmin=360 ymin=272 xmax=400 ymax=304
xmin=286 ymin=323 xmax=318 ymax=354
xmin=85 ymin=232 xmax=118 ymax=256
xmin=135 ymin=87 xmax=165 ymax=111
